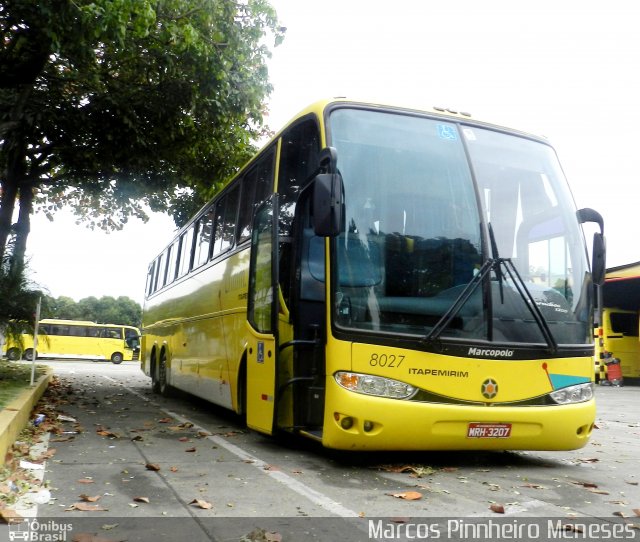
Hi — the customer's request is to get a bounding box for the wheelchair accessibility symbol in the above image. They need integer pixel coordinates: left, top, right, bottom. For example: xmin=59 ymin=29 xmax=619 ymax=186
xmin=438 ymin=124 xmax=458 ymax=141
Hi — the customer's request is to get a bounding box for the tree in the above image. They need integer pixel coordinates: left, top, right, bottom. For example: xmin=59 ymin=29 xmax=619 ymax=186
xmin=0 ymin=253 xmax=45 ymax=347
xmin=0 ymin=0 xmax=284 ymax=269
xmin=43 ymin=294 xmax=142 ymax=327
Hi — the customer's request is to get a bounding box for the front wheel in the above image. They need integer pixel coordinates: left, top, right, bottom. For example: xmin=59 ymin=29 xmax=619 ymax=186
xmin=111 ymin=352 xmax=124 ymax=364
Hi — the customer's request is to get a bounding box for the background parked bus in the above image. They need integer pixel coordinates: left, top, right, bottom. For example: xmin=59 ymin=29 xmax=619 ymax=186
xmin=3 ymin=319 xmax=140 ymax=364
xmin=141 ymin=98 xmax=605 ymax=451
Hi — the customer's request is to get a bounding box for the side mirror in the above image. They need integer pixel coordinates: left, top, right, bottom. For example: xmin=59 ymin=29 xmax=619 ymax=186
xmin=577 ymin=208 xmax=606 ymax=286
xmin=313 ymin=172 xmax=344 ymax=237
xmin=591 ymin=232 xmax=606 ymax=286
xmin=312 ymin=147 xmax=344 ymax=237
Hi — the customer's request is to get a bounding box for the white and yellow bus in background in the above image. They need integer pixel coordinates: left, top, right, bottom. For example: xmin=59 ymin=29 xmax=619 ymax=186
xmin=3 ymin=319 xmax=140 ymax=364
xmin=142 ymin=99 xmax=605 ymax=451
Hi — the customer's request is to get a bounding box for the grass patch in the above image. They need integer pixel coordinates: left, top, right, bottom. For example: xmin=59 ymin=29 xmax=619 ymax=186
xmin=0 ymin=362 xmax=46 ymax=409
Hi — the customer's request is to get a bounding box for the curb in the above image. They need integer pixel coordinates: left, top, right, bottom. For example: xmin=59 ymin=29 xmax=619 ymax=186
xmin=0 ymin=367 xmax=53 ymax=465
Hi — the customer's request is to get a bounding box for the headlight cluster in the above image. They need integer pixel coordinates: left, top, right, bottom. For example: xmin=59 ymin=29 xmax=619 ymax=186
xmin=335 ymin=371 xmax=417 ymax=399
xmin=549 ymin=382 xmax=594 ymax=404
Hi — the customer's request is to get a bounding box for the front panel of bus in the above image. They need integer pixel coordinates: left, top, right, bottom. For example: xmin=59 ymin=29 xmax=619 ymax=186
xmin=314 ymin=104 xmax=595 ymax=450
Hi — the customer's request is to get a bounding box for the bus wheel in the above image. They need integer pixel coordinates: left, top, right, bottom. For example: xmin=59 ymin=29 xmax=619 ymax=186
xmin=158 ymin=353 xmax=171 ymax=397
xmin=151 ymin=357 xmax=160 ymax=394
xmin=111 ymin=352 xmax=124 ymax=364
xmin=6 ymin=348 xmax=21 ymax=361
xmin=23 ymin=349 xmax=36 ymax=361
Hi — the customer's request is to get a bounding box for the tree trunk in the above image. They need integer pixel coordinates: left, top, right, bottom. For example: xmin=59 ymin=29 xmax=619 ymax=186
xmin=11 ymin=182 xmax=34 ymax=272
xmin=0 ymin=176 xmax=19 ymax=264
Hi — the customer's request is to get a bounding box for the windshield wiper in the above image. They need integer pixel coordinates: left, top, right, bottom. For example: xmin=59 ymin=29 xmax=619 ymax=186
xmin=424 ymin=225 xmax=558 ymax=355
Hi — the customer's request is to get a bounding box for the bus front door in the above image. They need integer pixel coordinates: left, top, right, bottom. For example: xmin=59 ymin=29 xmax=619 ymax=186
xmin=246 ymin=195 xmax=280 ymax=435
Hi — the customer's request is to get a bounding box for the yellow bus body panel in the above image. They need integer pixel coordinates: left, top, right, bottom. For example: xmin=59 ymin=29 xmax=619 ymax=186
xmin=601 ymin=309 xmax=640 ymax=378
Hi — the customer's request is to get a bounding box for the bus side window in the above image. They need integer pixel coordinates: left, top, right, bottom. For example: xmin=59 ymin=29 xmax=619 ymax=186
xmin=194 ymin=208 xmax=215 ymax=268
xmin=146 ymin=261 xmax=155 ymax=296
xmin=237 ymin=148 xmax=275 ymax=244
xmin=213 ymin=185 xmax=239 ymax=256
xmin=166 ymin=239 xmax=179 ymax=285
xmin=278 ymin=117 xmax=320 ymax=204
xmin=178 ymin=225 xmax=195 ymax=278
xmin=154 ymin=252 xmax=166 ymax=291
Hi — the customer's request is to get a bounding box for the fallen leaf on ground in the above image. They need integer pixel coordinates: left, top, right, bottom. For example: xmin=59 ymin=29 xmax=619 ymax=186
xmin=51 ymin=435 xmax=75 ymax=443
xmin=145 ymin=463 xmax=161 ymax=471
xmin=185 ymin=447 xmax=196 ymax=453
xmin=77 ymin=478 xmax=95 ymax=484
xmin=490 ymin=504 xmax=505 ymax=514
xmin=570 ymin=481 xmax=598 ymax=488
xmin=633 ymin=509 xmax=640 ymax=517
xmin=66 ymin=502 xmax=108 ymax=512
xmin=133 ymin=497 xmax=150 ymax=503
xmin=189 ymin=499 xmax=213 ymax=509
xmin=243 ymin=528 xmax=282 ymax=542
xmin=79 ymin=494 xmax=101 ymax=502
xmin=158 ymin=418 xmax=172 ymax=423
xmin=96 ymin=430 xmax=120 ymax=439
xmin=169 ymin=466 xmax=178 ymax=472
xmin=387 ymin=491 xmax=422 ymax=500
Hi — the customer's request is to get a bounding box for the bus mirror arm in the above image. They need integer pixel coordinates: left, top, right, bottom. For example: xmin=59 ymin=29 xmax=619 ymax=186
xmin=577 ymin=208 xmax=606 ymax=286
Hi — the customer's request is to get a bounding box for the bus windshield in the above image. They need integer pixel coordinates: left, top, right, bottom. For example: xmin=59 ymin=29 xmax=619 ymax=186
xmin=328 ymin=107 xmax=591 ymax=347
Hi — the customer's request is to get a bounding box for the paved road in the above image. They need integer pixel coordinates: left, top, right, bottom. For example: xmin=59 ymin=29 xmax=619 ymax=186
xmin=5 ymin=360 xmax=640 ymax=541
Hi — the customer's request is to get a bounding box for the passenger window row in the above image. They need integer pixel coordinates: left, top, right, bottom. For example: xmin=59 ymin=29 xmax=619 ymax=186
xmin=145 ymin=147 xmax=274 ymax=297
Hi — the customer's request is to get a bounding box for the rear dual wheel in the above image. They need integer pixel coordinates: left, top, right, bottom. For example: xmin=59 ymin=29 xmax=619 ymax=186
xmin=151 ymin=351 xmax=171 ymax=396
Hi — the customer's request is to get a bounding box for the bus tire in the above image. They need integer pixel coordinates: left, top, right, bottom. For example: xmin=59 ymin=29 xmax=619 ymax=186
xmin=111 ymin=352 xmax=124 ymax=364
xmin=150 ymin=350 xmax=160 ymax=394
xmin=6 ymin=348 xmax=21 ymax=361
xmin=158 ymin=349 xmax=171 ymax=397
xmin=23 ymin=349 xmax=36 ymax=361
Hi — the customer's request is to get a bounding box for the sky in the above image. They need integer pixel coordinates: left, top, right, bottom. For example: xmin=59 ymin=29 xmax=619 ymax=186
xmin=25 ymin=0 xmax=640 ymax=304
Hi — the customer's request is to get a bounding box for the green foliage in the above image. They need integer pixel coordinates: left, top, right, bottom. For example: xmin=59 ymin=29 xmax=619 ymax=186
xmin=43 ymin=295 xmax=142 ymax=327
xmin=0 ymin=254 xmax=45 ymax=344
xmin=0 ymin=0 xmax=285 ymax=262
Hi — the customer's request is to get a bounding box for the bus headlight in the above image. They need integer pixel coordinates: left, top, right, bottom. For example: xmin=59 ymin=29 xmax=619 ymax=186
xmin=335 ymin=372 xmax=417 ymax=399
xmin=549 ymin=383 xmax=594 ymax=404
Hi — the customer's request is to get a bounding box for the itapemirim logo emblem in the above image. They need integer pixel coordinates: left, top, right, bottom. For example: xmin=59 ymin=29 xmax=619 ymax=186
xmin=481 ymin=378 xmax=499 ymax=399
xmin=8 ymin=519 xmax=73 ymax=541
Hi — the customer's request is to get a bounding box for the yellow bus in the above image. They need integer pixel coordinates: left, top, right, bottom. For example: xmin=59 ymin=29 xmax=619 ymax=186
xmin=141 ymin=99 xmax=606 ymax=451
xmin=593 ymin=263 xmax=640 ymax=381
xmin=4 ymin=319 xmax=140 ymax=364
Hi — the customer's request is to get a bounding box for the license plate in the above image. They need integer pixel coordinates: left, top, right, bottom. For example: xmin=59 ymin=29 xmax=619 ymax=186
xmin=467 ymin=423 xmax=512 ymax=438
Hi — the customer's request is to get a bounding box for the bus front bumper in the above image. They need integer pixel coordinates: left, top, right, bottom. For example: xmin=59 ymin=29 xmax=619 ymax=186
xmin=321 ymin=383 xmax=595 ymax=451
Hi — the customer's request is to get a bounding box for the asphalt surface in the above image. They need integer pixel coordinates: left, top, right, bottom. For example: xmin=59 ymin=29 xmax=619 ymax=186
xmin=2 ymin=360 xmax=639 ymax=542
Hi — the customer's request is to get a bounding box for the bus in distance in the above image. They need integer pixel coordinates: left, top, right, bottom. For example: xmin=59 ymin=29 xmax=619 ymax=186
xmin=4 ymin=319 xmax=141 ymax=364
xmin=141 ymin=99 xmax=605 ymax=451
